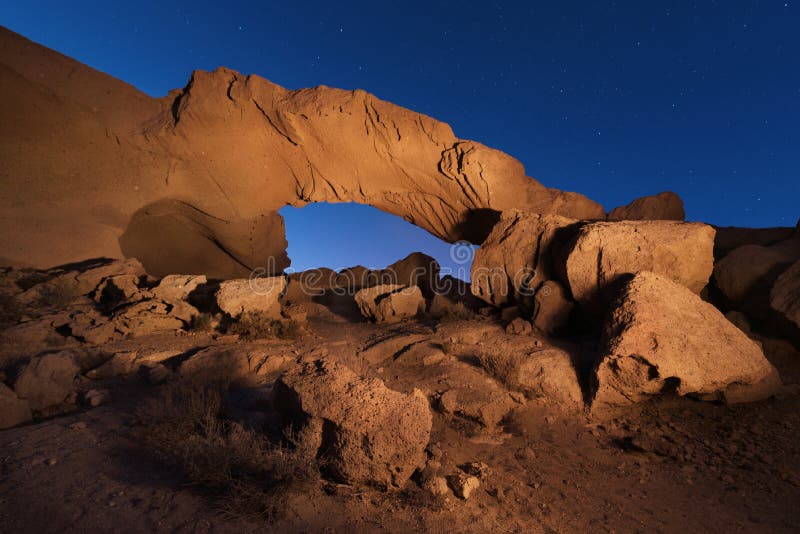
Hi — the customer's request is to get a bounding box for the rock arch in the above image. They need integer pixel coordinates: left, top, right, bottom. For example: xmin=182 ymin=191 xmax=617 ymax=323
xmin=0 ymin=27 xmax=604 ymax=277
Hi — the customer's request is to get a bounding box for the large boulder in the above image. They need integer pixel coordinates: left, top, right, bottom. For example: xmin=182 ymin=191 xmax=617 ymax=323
xmin=354 ymin=284 xmax=424 ymax=324
xmin=215 ymin=276 xmax=287 ymax=319
xmin=713 ymin=238 xmax=800 ymax=306
xmin=713 ymin=225 xmax=796 ymax=259
xmin=0 ymin=27 xmax=603 ymax=277
xmin=378 ymin=253 xmax=440 ymax=298
xmin=14 ymin=351 xmax=80 ymax=412
xmin=592 ymin=272 xmax=781 ymax=411
xmin=471 ymin=211 xmax=579 ymax=307
xmin=0 ymin=383 xmax=32 ymax=429
xmin=607 ymin=191 xmax=685 ymax=221
xmin=478 ymin=345 xmax=584 ymax=410
xmin=272 ymin=358 xmax=432 ymax=488
xmin=334 ymin=266 xmax=372 ymax=292
xmin=561 ymin=221 xmax=715 ymax=313
xmin=151 ymin=274 xmax=207 ymax=303
xmin=771 ymin=261 xmax=800 ymax=328
xmin=282 ymin=268 xmax=339 ymax=304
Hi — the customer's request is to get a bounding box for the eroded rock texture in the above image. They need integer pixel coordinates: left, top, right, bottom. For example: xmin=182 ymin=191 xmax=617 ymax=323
xmin=470 ymin=211 xmax=579 ymax=308
xmin=0 ymin=27 xmax=603 ymax=277
xmin=272 ymin=358 xmax=432 ymax=488
xmin=562 ymin=220 xmax=715 ymax=313
xmin=593 ymin=272 xmax=780 ymax=411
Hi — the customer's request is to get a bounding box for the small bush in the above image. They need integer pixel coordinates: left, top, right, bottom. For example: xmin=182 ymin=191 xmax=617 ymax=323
xmin=430 ymin=301 xmax=476 ymax=323
xmin=190 ymin=312 xmax=219 ymax=333
xmin=0 ymin=294 xmax=23 ymax=328
xmin=440 ymin=340 xmax=456 ymax=355
xmin=34 ymin=279 xmax=79 ymax=310
xmin=225 ymin=312 xmax=302 ymax=341
xmin=135 ymin=377 xmax=318 ymax=520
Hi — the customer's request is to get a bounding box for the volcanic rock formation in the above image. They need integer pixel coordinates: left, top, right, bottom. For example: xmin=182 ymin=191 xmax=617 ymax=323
xmin=0 ymin=26 xmax=603 ymax=278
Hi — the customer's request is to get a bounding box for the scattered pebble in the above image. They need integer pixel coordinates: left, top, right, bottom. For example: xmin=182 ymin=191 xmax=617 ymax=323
xmin=448 ymin=473 xmax=480 ymax=499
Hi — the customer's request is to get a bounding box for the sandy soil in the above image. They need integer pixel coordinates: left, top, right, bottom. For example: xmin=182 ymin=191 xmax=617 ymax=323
xmin=1 ymin=316 xmax=798 ymax=534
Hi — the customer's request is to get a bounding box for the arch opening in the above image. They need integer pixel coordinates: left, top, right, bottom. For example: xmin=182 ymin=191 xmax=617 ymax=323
xmin=280 ymin=202 xmax=477 ymax=281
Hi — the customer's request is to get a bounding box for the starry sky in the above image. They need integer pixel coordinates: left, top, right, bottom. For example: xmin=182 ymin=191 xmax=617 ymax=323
xmin=3 ymin=1 xmax=799 ymax=273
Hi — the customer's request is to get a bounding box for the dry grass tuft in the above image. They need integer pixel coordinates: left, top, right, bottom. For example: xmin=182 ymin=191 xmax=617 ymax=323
xmin=189 ymin=312 xmax=219 ymax=333
xmin=225 ymin=312 xmax=302 ymax=341
xmin=135 ymin=377 xmax=318 ymax=520
xmin=34 ymin=279 xmax=79 ymax=310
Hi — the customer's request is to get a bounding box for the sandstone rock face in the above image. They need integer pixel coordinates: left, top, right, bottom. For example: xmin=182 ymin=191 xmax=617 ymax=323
xmin=14 ymin=352 xmax=80 ymax=411
xmin=562 ymin=221 xmax=715 ymax=313
xmin=471 ymin=211 xmax=579 ymax=307
xmin=0 ymin=383 xmax=32 ymax=429
xmin=593 ymin=272 xmax=780 ymax=411
xmin=354 ymin=284 xmax=424 ymax=324
xmin=0 ymin=27 xmax=603 ymax=276
xmin=771 ymin=261 xmax=800 ymax=328
xmin=272 ymin=359 xmax=432 ymax=487
xmin=607 ymin=191 xmax=685 ymax=221
xmin=215 ymin=277 xmax=287 ymax=319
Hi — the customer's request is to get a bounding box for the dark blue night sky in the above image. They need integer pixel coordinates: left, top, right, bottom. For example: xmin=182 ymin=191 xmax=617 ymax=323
xmin=4 ymin=1 xmax=799 ymax=273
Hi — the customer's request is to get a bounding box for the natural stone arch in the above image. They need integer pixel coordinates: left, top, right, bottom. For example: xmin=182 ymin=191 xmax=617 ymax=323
xmin=0 ymin=27 xmax=604 ymax=277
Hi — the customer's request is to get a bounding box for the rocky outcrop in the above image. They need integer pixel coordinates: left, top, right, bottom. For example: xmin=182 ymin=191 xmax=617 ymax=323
xmin=272 ymin=358 xmax=432 ymax=488
xmin=592 ymin=272 xmax=780 ymax=412
xmin=215 ymin=277 xmax=287 ymax=319
xmin=607 ymin=191 xmax=685 ymax=221
xmin=471 ymin=211 xmax=579 ymax=308
xmin=0 ymin=27 xmax=603 ymax=277
xmin=354 ymin=284 xmax=424 ymax=324
xmin=562 ymin=221 xmax=715 ymax=313
xmin=0 ymin=260 xmax=207 ymax=361
xmin=771 ymin=261 xmax=800 ymax=328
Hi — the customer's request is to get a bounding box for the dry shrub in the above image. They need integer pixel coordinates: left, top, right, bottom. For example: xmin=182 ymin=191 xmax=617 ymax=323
xmin=135 ymin=377 xmax=318 ymax=519
xmin=34 ymin=279 xmax=79 ymax=310
xmin=225 ymin=312 xmax=302 ymax=341
xmin=431 ymin=301 xmax=476 ymax=322
xmin=0 ymin=294 xmax=22 ymax=328
xmin=190 ymin=312 xmax=219 ymax=333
